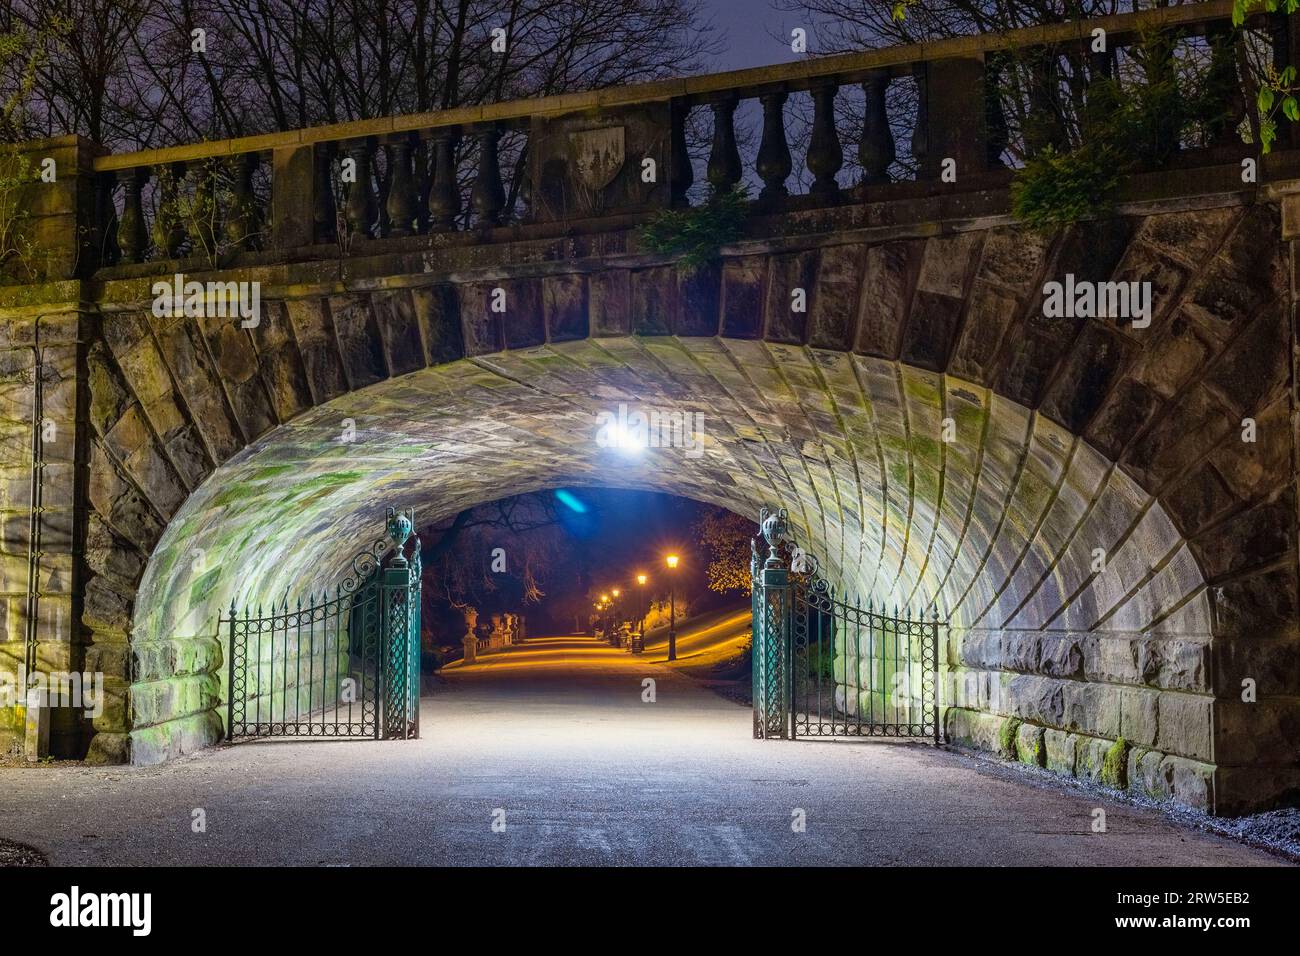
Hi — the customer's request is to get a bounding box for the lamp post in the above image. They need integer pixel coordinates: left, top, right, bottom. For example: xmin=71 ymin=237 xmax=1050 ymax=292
xmin=636 ymin=574 xmax=647 ymax=642
xmin=665 ymin=554 xmax=679 ymax=661
xmin=611 ymin=588 xmax=622 ymax=645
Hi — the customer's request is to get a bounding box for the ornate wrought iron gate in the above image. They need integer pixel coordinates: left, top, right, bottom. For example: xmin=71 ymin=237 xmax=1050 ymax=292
xmin=224 ymin=508 xmax=422 ymax=741
xmin=752 ymin=508 xmax=941 ymax=742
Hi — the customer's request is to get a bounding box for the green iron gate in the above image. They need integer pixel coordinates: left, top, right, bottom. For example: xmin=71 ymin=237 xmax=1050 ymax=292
xmin=752 ymin=507 xmax=941 ymax=742
xmin=224 ymin=507 xmax=422 ymax=741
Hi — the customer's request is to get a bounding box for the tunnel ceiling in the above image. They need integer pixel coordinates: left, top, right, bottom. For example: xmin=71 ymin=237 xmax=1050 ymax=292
xmin=132 ymin=335 xmax=1208 ymax=646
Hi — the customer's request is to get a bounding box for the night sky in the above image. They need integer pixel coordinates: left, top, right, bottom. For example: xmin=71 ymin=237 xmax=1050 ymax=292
xmin=706 ymin=0 xmax=806 ymax=71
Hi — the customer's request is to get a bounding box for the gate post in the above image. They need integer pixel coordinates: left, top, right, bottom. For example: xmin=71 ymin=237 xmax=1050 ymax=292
xmin=379 ymin=508 xmax=419 ymax=740
xmin=753 ymin=508 xmax=791 ymax=740
xmin=380 ymin=559 xmax=406 ymax=739
xmin=930 ymin=608 xmax=942 ymax=745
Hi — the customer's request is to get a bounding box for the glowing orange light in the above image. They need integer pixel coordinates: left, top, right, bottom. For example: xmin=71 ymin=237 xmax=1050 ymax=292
xmin=637 ymin=574 xmax=647 ymax=585
xmin=666 ymin=554 xmax=679 ymax=569
xmin=612 ymin=588 xmax=621 ymax=598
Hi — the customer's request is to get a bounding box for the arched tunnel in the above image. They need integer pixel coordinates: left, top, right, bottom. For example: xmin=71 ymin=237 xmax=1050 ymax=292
xmin=60 ymin=201 xmax=1297 ymax=818
xmin=126 ymin=336 xmax=1220 ymax=804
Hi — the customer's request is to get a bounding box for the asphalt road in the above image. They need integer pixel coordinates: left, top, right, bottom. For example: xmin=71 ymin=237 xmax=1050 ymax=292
xmin=0 ymin=635 xmax=1286 ymax=866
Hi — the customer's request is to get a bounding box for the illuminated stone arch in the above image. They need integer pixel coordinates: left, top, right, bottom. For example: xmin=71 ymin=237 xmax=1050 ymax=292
xmin=77 ymin=202 xmax=1297 ymax=815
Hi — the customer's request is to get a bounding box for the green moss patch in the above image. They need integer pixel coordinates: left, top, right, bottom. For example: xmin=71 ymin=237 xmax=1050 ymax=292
xmin=1102 ymin=736 xmax=1130 ymax=790
xmin=998 ymin=716 xmax=1022 ymax=760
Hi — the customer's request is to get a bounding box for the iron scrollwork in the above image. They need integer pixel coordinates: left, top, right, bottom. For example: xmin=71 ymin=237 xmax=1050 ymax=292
xmin=223 ymin=507 xmax=424 ymax=743
xmin=751 ymin=504 xmax=943 ymax=743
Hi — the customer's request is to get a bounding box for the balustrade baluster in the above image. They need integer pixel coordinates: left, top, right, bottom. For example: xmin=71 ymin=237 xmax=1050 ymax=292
xmin=471 ymin=126 xmax=505 ymax=226
xmin=385 ymin=135 xmax=418 ymax=237
xmin=807 ymin=81 xmax=843 ymax=198
xmin=756 ymin=90 xmax=792 ymax=202
xmin=517 ymin=153 xmax=533 ymax=219
xmin=116 ymin=168 xmax=147 ymax=264
xmin=670 ymin=100 xmax=694 ymax=206
xmin=706 ymin=96 xmax=742 ymax=194
xmin=152 ymin=161 xmax=187 ymax=258
xmin=344 ymin=139 xmax=376 ymax=238
xmin=428 ymin=130 xmax=461 ymax=231
xmin=860 ymin=71 xmax=895 ymax=187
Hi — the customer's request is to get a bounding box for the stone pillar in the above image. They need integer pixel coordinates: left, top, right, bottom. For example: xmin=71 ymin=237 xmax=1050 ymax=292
xmin=2 ymin=135 xmax=106 ymax=283
xmin=0 ymin=306 xmax=95 ymax=759
xmin=912 ymin=58 xmax=990 ymax=182
xmin=461 ymin=608 xmax=478 ymax=664
xmin=271 ymin=145 xmax=318 ymax=249
xmin=2 ymin=137 xmax=112 ymax=761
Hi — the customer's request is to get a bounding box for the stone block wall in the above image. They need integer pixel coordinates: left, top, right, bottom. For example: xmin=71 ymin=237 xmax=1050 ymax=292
xmin=1 ymin=170 xmax=1294 ymax=812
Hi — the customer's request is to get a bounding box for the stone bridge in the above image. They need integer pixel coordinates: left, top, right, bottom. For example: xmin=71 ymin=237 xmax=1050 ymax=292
xmin=2 ymin=0 xmax=1298 ymax=815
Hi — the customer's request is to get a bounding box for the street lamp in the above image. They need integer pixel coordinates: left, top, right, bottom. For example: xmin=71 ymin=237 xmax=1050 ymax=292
xmin=665 ymin=554 xmax=679 ymax=661
xmin=636 ymin=573 xmax=647 ymax=641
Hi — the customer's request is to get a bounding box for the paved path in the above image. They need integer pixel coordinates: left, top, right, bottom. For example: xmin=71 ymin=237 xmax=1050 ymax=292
xmin=0 ymin=635 xmax=1286 ymax=866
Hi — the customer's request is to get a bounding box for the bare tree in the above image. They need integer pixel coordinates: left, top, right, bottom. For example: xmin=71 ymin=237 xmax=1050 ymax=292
xmin=420 ymin=492 xmax=571 ymax=610
xmin=1 ymin=0 xmax=722 ymax=150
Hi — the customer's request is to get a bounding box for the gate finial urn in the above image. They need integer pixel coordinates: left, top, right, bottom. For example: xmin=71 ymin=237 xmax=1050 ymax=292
xmin=386 ymin=507 xmax=413 ymax=547
xmin=759 ymin=507 xmax=788 ymax=569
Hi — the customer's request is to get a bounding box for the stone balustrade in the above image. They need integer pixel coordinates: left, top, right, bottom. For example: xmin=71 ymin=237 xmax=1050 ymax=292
xmin=38 ymin=0 xmax=1270 ymax=277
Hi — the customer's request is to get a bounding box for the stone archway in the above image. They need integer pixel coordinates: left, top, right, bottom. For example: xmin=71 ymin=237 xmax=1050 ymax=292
xmin=109 ymin=336 xmax=1217 ymax=808
xmin=56 ymin=198 xmax=1296 ymax=816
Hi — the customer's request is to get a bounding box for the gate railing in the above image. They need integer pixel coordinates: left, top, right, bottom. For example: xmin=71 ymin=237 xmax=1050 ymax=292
xmin=752 ymin=507 xmax=942 ymax=742
xmin=223 ymin=507 xmax=421 ymax=741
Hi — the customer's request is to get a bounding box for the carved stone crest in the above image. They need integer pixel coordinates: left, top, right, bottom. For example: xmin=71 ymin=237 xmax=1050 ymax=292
xmin=569 ymin=126 xmax=625 ymax=191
